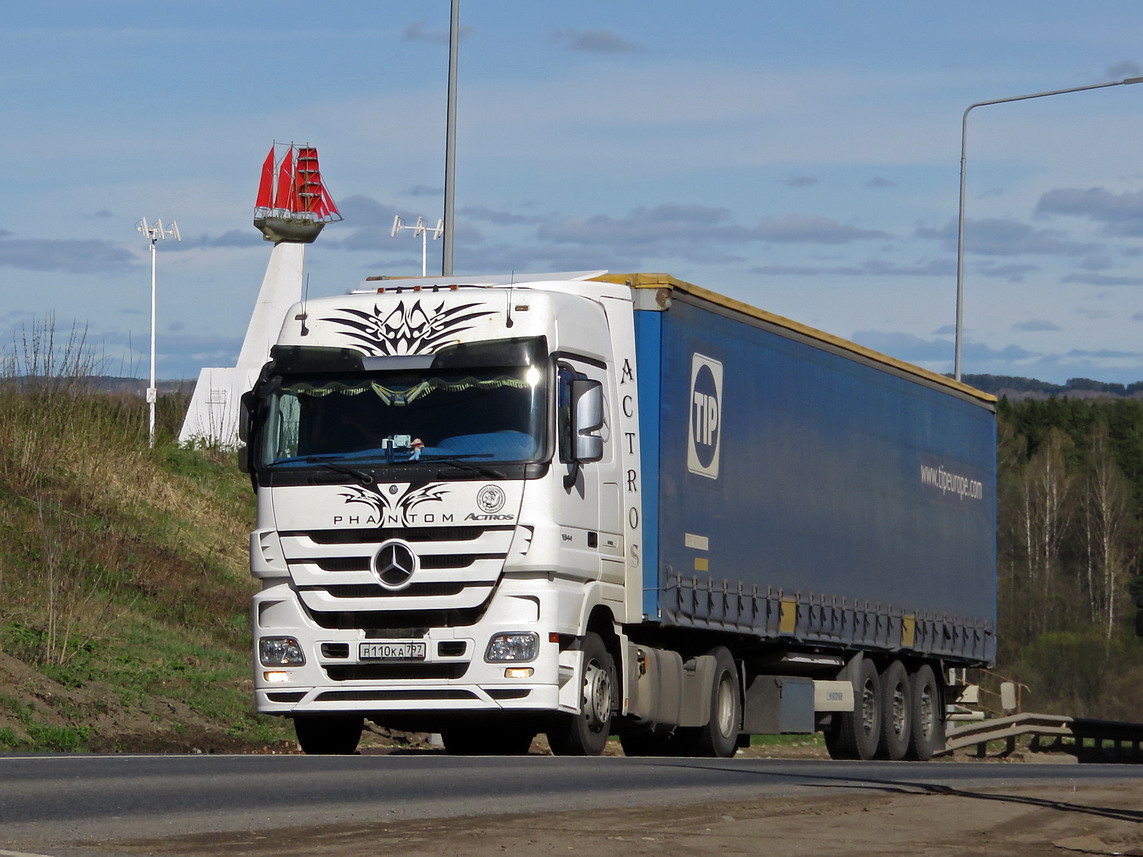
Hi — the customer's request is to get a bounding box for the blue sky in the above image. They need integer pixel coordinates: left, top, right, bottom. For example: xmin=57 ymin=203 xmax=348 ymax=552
xmin=5 ymin=2 xmax=1143 ymax=383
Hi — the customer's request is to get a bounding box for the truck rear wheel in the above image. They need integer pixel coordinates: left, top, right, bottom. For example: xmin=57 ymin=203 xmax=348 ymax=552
xmin=878 ymin=659 xmax=912 ymax=761
xmin=293 ymin=713 xmax=364 ymax=755
xmin=546 ymin=632 xmax=615 ymax=756
xmin=825 ymin=658 xmax=881 ymax=760
xmin=906 ymin=663 xmax=945 ymax=761
xmin=680 ymin=647 xmax=740 ymax=758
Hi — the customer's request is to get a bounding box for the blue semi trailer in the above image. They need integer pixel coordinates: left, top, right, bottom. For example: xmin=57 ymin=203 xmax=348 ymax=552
xmin=241 ymin=271 xmax=997 ymax=759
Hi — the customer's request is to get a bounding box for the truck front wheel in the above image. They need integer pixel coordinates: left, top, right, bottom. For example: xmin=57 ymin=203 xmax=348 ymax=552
xmin=293 ymin=713 xmax=364 ymax=755
xmin=547 ymin=632 xmax=614 ymax=756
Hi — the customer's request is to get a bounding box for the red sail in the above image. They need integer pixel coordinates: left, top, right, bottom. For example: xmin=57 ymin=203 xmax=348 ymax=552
xmin=295 ymin=147 xmax=320 ymax=213
xmin=255 ymin=147 xmax=275 ymax=209
xmin=289 ymin=146 xmax=341 ymax=218
xmin=275 ymin=148 xmax=297 ymax=213
xmin=316 ymin=184 xmax=341 ymax=219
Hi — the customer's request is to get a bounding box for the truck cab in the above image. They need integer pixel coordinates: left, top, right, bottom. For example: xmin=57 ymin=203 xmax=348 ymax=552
xmin=241 ymin=275 xmax=642 ymax=754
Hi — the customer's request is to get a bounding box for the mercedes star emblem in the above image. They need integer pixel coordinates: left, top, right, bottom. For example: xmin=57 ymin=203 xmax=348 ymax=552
xmin=373 ymin=540 xmax=417 ymax=590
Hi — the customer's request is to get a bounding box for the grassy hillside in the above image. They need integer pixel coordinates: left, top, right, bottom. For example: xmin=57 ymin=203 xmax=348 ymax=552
xmin=0 ymin=358 xmax=294 ymax=752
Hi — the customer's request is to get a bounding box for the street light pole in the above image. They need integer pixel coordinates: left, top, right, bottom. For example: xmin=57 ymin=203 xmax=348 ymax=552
xmin=442 ymin=0 xmax=459 ymax=276
xmin=954 ymin=76 xmax=1143 ymax=381
xmin=137 ymin=218 xmax=181 ymax=448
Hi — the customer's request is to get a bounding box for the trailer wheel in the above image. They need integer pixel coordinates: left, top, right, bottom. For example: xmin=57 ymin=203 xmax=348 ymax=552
xmin=878 ymin=660 xmax=912 ymax=761
xmin=825 ymin=658 xmax=881 ymax=760
xmin=905 ymin=664 xmax=945 ymax=761
xmin=681 ymin=647 xmax=740 ymax=758
xmin=293 ymin=713 xmax=364 ymax=755
xmin=546 ymin=632 xmax=615 ymax=756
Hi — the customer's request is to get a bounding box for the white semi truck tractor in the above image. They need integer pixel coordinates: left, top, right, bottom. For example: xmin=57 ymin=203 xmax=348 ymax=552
xmin=240 ymin=272 xmax=997 ymax=758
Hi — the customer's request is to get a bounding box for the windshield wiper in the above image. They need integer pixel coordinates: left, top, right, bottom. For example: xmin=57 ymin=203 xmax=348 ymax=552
xmin=419 ymin=455 xmax=506 ymax=480
xmin=294 ymin=456 xmax=375 ymax=485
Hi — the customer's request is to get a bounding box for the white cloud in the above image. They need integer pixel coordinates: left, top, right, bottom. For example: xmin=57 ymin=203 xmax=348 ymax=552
xmin=752 ymin=215 xmax=890 ymax=245
xmin=1036 ymin=187 xmax=1143 ymax=237
xmin=550 ymin=29 xmax=641 ymax=54
xmin=917 ymin=218 xmax=1100 ymax=257
xmin=1013 ymin=319 xmax=1062 ymax=332
xmin=0 ymin=234 xmax=138 ymax=274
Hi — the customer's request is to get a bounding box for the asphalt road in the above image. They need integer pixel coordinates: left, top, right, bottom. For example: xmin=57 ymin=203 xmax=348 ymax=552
xmin=3 ymin=753 xmax=1142 ymax=855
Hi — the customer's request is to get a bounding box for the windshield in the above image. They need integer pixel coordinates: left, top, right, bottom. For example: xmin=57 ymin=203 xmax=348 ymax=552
xmin=257 ymin=337 xmax=547 ymax=470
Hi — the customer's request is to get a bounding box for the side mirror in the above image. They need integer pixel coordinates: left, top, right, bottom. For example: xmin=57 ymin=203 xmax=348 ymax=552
xmin=237 ymin=391 xmax=254 ymax=474
xmin=571 ymin=379 xmax=604 ymax=463
xmin=238 ymin=391 xmax=253 ymax=444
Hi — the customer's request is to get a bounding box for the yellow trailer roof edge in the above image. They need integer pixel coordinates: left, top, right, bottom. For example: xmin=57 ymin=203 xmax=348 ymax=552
xmin=593 ymin=273 xmax=996 ymax=406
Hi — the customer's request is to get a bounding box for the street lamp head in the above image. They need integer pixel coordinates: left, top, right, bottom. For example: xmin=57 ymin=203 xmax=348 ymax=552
xmin=954 ymin=75 xmax=1143 ymax=382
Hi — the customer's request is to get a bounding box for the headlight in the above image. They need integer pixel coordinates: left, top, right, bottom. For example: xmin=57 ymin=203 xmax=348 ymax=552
xmin=259 ymin=636 xmax=306 ymax=666
xmin=485 ymin=632 xmax=539 ymax=662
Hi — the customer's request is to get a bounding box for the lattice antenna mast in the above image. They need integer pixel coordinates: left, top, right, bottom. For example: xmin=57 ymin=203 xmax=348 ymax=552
xmin=137 ymin=217 xmax=181 ymax=448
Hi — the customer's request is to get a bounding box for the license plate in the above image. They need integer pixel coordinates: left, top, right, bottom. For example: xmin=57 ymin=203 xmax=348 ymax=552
xmin=359 ymin=641 xmax=427 ymax=661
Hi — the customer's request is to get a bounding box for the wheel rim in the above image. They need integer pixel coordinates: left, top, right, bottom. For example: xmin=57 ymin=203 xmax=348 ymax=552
xmin=917 ymin=683 xmax=934 ymax=738
xmin=891 ymin=682 xmax=907 ymax=736
xmin=714 ymin=674 xmax=736 ymax=738
xmin=861 ymin=678 xmax=877 ymax=735
xmin=583 ymin=658 xmax=612 ymax=734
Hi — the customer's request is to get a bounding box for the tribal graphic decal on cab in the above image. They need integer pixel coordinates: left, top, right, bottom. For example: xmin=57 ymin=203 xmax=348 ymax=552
xmin=334 ymin=482 xmax=451 ymax=527
xmin=321 ymin=299 xmax=495 ymax=356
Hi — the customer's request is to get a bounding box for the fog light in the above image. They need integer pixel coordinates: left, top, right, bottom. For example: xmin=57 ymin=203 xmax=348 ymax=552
xmin=259 ymin=636 xmax=305 ymax=666
xmin=485 ymin=632 xmax=538 ymax=662
xmin=504 ymin=667 xmax=534 ymax=679
xmin=263 ymin=671 xmax=291 ymax=683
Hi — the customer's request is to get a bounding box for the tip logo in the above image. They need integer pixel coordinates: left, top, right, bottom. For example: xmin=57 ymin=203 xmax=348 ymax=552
xmin=687 ymin=353 xmax=723 ymax=479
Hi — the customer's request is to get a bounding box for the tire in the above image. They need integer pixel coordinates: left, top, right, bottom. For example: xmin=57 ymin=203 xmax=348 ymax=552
xmin=442 ymin=727 xmax=535 ymax=755
xmin=825 ymin=657 xmax=881 ymax=761
xmin=293 ymin=713 xmax=364 ymax=755
xmin=878 ymin=659 xmax=912 ymax=761
xmin=546 ymin=632 xmax=615 ymax=756
xmin=680 ymin=647 xmax=740 ymax=758
xmin=906 ymin=663 xmax=945 ymax=761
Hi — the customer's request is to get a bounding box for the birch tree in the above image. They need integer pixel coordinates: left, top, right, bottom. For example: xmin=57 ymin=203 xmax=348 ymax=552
xmin=1080 ymin=422 xmax=1136 ymax=638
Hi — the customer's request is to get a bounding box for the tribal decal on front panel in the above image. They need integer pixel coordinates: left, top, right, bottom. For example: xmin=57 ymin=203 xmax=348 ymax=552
xmin=320 ymin=300 xmax=495 ymax=356
xmin=333 ymin=482 xmax=451 ymax=527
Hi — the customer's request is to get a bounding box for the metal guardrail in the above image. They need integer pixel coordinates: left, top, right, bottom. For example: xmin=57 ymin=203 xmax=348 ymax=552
xmin=942 ymin=712 xmax=1143 ymax=762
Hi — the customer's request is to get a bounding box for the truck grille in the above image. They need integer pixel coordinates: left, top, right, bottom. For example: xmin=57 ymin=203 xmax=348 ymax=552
xmin=304 ymin=526 xmax=492 ymax=544
xmin=280 ymin=525 xmax=514 ymax=630
xmin=306 ymin=583 xmax=466 ymax=599
xmin=323 ymin=663 xmax=470 ymax=681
